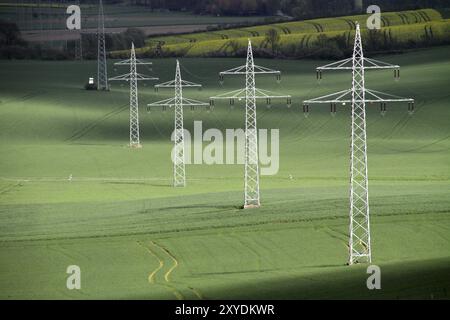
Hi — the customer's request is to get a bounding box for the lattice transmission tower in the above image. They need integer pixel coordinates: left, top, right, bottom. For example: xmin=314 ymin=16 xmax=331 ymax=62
xmin=147 ymin=60 xmax=208 ymax=187
xmin=303 ymin=22 xmax=414 ymax=265
xmin=75 ymin=34 xmax=83 ymax=60
xmin=97 ymin=0 xmax=108 ymax=90
xmin=109 ymin=43 xmax=158 ymax=148
xmin=210 ymin=40 xmax=291 ymax=209
xmin=74 ymin=0 xmax=83 ymax=60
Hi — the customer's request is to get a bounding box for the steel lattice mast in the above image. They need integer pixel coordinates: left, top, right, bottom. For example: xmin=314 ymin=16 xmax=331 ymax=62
xmin=75 ymin=33 xmax=83 ymax=60
xmin=128 ymin=43 xmax=140 ymax=147
xmin=109 ymin=43 xmax=158 ymax=148
xmin=210 ymin=40 xmax=291 ymax=209
xmin=349 ymin=23 xmax=371 ymax=266
xmin=173 ymin=61 xmax=185 ymax=187
xmin=303 ymin=23 xmax=414 ymax=265
xmin=97 ymin=0 xmax=108 ymax=90
xmin=147 ymin=60 xmax=208 ymax=187
xmin=74 ymin=0 xmax=82 ymax=60
xmin=244 ymin=41 xmax=259 ymax=209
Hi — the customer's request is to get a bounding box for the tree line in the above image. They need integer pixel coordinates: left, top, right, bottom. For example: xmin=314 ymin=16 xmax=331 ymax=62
xmin=0 ymin=19 xmax=146 ymax=59
xmin=102 ymin=0 xmax=449 ymax=19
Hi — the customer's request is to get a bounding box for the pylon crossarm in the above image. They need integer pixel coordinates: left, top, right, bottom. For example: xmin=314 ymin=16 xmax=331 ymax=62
xmin=114 ymin=58 xmax=152 ymax=66
xmin=211 ymin=88 xmax=290 ymax=100
xmin=364 ymin=58 xmax=399 ymax=69
xmin=210 ymin=88 xmax=245 ymax=99
xmin=155 ymin=79 xmax=202 ymax=88
xmin=317 ymin=58 xmax=353 ymax=70
xmin=220 ymin=64 xmax=281 ymax=75
xmin=254 ymin=88 xmax=290 ymax=99
xmin=304 ymin=89 xmax=352 ymax=104
xmin=147 ymin=97 xmax=208 ymax=110
xmin=365 ymin=89 xmax=414 ymax=102
xmin=304 ymin=88 xmax=413 ymax=104
xmin=182 ymin=98 xmax=209 ymax=106
xmin=109 ymin=73 xmax=159 ymax=81
xmin=317 ymin=57 xmax=399 ymax=71
xmin=147 ymin=97 xmax=175 ymax=107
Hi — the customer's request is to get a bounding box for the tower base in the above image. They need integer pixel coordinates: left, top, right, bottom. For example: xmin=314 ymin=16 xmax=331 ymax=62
xmin=243 ymin=204 xmax=260 ymax=209
xmin=129 ymin=143 xmax=142 ymax=149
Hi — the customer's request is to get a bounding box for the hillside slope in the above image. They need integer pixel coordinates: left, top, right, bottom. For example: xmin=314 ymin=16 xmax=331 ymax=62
xmin=118 ymin=9 xmax=450 ymax=58
xmin=0 ymin=47 xmax=449 ymax=299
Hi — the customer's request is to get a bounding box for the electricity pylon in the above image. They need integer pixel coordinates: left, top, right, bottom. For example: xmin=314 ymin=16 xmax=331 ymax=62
xmin=75 ymin=0 xmax=82 ymax=60
xmin=303 ymin=22 xmax=414 ymax=265
xmin=97 ymin=0 xmax=108 ymax=90
xmin=75 ymin=33 xmax=83 ymax=60
xmin=109 ymin=43 xmax=158 ymax=148
xmin=147 ymin=60 xmax=208 ymax=187
xmin=210 ymin=40 xmax=291 ymax=209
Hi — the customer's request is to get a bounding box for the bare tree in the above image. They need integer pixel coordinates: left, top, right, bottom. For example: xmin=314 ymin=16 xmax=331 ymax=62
xmin=265 ymin=28 xmax=280 ymax=54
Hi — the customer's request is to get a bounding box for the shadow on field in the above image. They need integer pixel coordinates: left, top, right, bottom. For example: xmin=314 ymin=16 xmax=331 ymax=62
xmin=67 ymin=142 xmax=125 ymax=147
xmin=151 ymin=204 xmax=241 ymax=212
xmin=194 ymin=267 xmax=283 ymax=276
xmin=133 ymin=257 xmax=450 ymax=299
xmin=65 ymin=104 xmax=129 ymax=142
xmin=224 ymin=257 xmax=450 ymax=299
xmin=103 ymin=181 xmax=170 ymax=187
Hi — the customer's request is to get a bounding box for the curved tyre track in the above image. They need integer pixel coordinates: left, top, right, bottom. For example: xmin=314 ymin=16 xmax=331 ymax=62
xmin=138 ymin=241 xmax=203 ymax=300
xmin=66 ymin=104 xmax=128 ymax=142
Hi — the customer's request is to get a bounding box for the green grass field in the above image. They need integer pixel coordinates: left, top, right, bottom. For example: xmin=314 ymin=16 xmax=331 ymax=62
xmin=0 ymin=46 xmax=449 ymax=299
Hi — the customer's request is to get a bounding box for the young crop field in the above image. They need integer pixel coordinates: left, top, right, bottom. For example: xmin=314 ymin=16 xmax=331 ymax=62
xmin=139 ymin=19 xmax=449 ymax=58
xmin=135 ymin=9 xmax=450 ymax=58
xmin=148 ymin=9 xmax=442 ymax=45
xmin=0 ymin=45 xmax=449 ymax=299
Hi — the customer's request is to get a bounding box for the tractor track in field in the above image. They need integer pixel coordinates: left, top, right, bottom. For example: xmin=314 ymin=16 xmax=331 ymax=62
xmin=65 ymin=103 xmax=128 ymax=143
xmin=232 ymin=233 xmax=263 ymax=272
xmin=0 ymin=176 xmax=174 ymax=183
xmin=322 ymin=226 xmax=348 ymax=249
xmin=0 ymin=182 xmax=21 ymax=196
xmin=137 ymin=240 xmax=203 ymax=300
xmin=0 ymin=90 xmax=47 ymax=107
xmin=3 ymin=207 xmax=450 ymax=244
